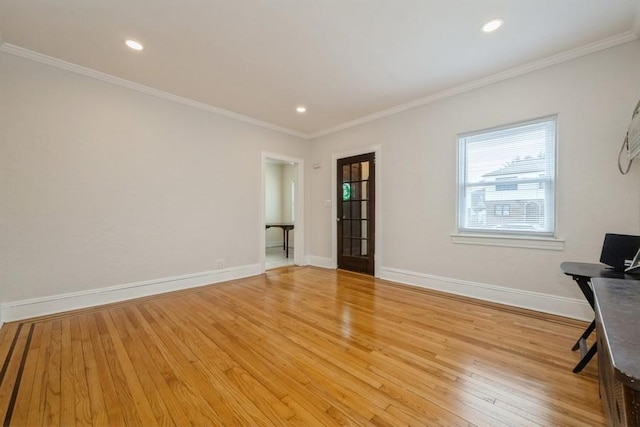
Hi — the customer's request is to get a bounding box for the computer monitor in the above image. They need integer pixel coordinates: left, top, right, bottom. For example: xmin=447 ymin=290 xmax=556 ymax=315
xmin=600 ymin=233 xmax=640 ymax=271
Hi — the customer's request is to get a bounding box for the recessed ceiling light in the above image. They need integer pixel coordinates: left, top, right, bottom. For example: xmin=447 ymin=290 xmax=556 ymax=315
xmin=296 ymin=106 xmax=307 ymax=113
xmin=481 ymin=19 xmax=503 ymax=33
xmin=125 ymin=40 xmax=144 ymax=51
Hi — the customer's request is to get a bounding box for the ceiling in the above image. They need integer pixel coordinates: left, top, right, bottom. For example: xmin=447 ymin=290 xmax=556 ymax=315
xmin=1 ymin=1 xmax=639 ymax=138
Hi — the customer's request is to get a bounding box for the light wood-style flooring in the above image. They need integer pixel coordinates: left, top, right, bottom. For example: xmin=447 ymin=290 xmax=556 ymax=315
xmin=0 ymin=267 xmax=604 ymax=426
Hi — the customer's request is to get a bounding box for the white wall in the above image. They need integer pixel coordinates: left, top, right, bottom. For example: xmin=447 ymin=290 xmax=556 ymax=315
xmin=281 ymin=164 xmax=296 ymax=248
xmin=0 ymin=51 xmax=5 ymax=325
xmin=0 ymin=52 xmax=311 ymax=304
xmin=281 ymin=164 xmax=296 ymax=224
xmin=265 ymin=163 xmax=284 ymax=246
xmin=264 ymin=163 xmax=296 ymax=247
xmin=309 ymin=41 xmax=640 ymax=307
xmin=3 ymin=39 xmax=640 ymax=322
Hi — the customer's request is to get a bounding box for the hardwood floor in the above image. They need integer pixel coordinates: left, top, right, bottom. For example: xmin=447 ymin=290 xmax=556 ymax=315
xmin=0 ymin=267 xmax=604 ymax=426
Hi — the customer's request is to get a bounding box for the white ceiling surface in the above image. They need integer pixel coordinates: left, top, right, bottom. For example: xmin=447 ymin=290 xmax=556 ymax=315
xmin=1 ymin=1 xmax=639 ymax=138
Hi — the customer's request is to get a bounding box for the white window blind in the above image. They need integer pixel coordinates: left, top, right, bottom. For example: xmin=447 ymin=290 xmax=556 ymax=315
xmin=457 ymin=116 xmax=556 ymax=236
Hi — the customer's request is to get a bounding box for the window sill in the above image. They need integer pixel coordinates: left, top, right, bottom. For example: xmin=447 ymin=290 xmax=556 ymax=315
xmin=451 ymin=233 xmax=565 ymax=251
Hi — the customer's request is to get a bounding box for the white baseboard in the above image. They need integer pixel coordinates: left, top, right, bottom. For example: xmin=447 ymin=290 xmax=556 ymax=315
xmin=0 ymin=263 xmax=262 ymax=323
xmin=1 ymin=262 xmax=591 ymax=324
xmin=266 ymin=241 xmax=284 ymax=248
xmin=306 ymin=255 xmax=334 ymax=269
xmin=380 ymin=267 xmax=592 ymax=321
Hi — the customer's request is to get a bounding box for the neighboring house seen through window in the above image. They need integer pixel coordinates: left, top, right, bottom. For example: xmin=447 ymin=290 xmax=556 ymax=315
xmin=494 ymin=204 xmax=510 ymax=217
xmin=457 ymin=116 xmax=556 ymax=236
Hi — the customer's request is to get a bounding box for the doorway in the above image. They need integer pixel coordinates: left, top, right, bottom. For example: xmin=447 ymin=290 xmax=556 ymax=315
xmin=261 ymin=152 xmax=304 ymax=272
xmin=337 ymin=152 xmax=375 ymax=275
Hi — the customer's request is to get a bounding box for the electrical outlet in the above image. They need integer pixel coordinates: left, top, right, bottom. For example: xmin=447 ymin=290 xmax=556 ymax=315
xmin=216 ymin=259 xmax=225 ymax=269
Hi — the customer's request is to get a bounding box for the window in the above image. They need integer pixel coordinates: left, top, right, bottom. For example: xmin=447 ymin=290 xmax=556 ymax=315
xmin=495 ymin=177 xmax=517 ymax=191
xmin=494 ymin=204 xmax=510 ymax=217
xmin=457 ymin=116 xmax=556 ymax=236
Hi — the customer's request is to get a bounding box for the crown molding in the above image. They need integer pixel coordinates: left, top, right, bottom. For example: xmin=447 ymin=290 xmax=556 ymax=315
xmin=1 ymin=30 xmax=637 ymax=141
xmin=310 ymin=31 xmax=639 ymax=139
xmin=0 ymin=43 xmax=310 ymax=140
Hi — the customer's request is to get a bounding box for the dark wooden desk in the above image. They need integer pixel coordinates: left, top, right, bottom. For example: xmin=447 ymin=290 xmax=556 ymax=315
xmin=266 ymin=223 xmax=294 ymax=258
xmin=592 ymin=278 xmax=640 ymax=426
xmin=560 ymin=262 xmax=639 ymax=373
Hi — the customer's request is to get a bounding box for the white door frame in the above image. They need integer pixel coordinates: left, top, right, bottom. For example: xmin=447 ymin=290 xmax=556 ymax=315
xmin=260 ymin=151 xmax=305 ymax=272
xmin=331 ymin=144 xmax=382 ymax=277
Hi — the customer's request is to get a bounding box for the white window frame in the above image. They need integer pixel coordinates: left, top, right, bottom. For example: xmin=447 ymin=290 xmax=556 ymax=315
xmin=456 ymin=116 xmax=558 ymax=242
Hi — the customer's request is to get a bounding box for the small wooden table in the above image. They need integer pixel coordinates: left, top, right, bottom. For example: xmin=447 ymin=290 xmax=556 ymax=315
xmin=266 ymin=223 xmax=294 ymax=258
xmin=560 ymin=262 xmax=639 ymax=373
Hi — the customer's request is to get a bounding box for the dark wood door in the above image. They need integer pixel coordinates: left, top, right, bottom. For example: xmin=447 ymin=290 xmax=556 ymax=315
xmin=337 ymin=153 xmax=375 ymax=275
